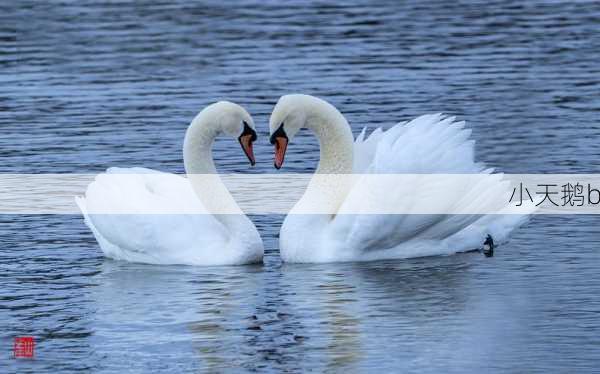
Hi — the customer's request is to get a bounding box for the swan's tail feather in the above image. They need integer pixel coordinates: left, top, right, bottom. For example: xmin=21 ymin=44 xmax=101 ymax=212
xmin=75 ymin=196 xmax=90 ymax=226
xmin=75 ymin=186 xmax=132 ymax=261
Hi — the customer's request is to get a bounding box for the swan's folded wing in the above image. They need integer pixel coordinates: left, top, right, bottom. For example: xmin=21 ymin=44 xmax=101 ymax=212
xmin=79 ymin=168 xmax=229 ymax=264
xmin=332 ymin=114 xmax=520 ymax=253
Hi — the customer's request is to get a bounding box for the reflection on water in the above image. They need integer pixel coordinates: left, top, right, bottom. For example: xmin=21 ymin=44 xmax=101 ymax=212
xmin=2 ymin=0 xmax=600 ymax=372
xmin=90 ymin=262 xmax=262 ymax=371
xmin=85 ymin=256 xmax=474 ymax=372
xmin=2 ymin=214 xmax=600 ymax=372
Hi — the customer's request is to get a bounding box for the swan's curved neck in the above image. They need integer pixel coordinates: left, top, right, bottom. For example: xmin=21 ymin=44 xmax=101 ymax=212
xmin=304 ymin=99 xmax=354 ymax=174
xmin=293 ymin=97 xmax=355 ymax=215
xmin=183 ymin=111 xmax=219 ymax=175
xmin=183 ymin=111 xmax=243 ymax=217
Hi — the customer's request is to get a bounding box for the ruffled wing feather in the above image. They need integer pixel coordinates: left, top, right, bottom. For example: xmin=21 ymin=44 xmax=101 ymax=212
xmin=331 ymin=114 xmax=527 ymax=255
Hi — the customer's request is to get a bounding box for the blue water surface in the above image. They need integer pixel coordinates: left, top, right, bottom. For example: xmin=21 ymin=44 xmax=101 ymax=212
xmin=1 ymin=1 xmax=599 ymax=372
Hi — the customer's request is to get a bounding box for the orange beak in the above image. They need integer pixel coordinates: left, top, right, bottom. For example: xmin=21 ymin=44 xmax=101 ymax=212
xmin=270 ymin=124 xmax=288 ymax=169
xmin=238 ymin=122 xmax=257 ymax=166
xmin=273 ymin=136 xmax=288 ymax=169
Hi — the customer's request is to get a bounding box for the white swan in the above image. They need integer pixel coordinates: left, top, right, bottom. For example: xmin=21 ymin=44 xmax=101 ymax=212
xmin=269 ymin=94 xmax=531 ymax=263
xmin=76 ymin=101 xmax=264 ymax=266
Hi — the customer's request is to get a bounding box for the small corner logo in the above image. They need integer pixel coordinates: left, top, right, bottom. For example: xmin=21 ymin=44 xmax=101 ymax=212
xmin=13 ymin=336 xmax=35 ymax=359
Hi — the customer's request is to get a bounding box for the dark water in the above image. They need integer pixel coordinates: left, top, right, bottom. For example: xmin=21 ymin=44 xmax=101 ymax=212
xmin=2 ymin=0 xmax=600 ymax=372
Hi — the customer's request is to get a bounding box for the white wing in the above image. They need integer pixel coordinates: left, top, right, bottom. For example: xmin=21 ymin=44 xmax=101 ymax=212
xmin=330 ymin=114 xmax=528 ymax=255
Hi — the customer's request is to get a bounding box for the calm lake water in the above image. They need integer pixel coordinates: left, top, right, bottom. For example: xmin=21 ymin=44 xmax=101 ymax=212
xmin=2 ymin=0 xmax=600 ymax=372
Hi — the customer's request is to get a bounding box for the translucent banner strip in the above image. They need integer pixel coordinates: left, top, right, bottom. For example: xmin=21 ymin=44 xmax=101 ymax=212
xmin=1 ymin=173 xmax=599 ymax=214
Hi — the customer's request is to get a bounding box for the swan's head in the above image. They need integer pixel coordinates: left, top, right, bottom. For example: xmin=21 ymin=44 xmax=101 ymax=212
xmin=269 ymin=94 xmax=310 ymax=169
xmin=207 ymin=101 xmax=258 ymax=165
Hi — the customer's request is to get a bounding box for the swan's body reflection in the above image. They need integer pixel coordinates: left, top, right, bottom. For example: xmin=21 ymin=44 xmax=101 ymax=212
xmin=89 ymin=261 xmax=266 ymax=371
xmin=89 ymin=252 xmax=477 ymax=372
xmin=278 ymin=256 xmax=471 ymax=371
